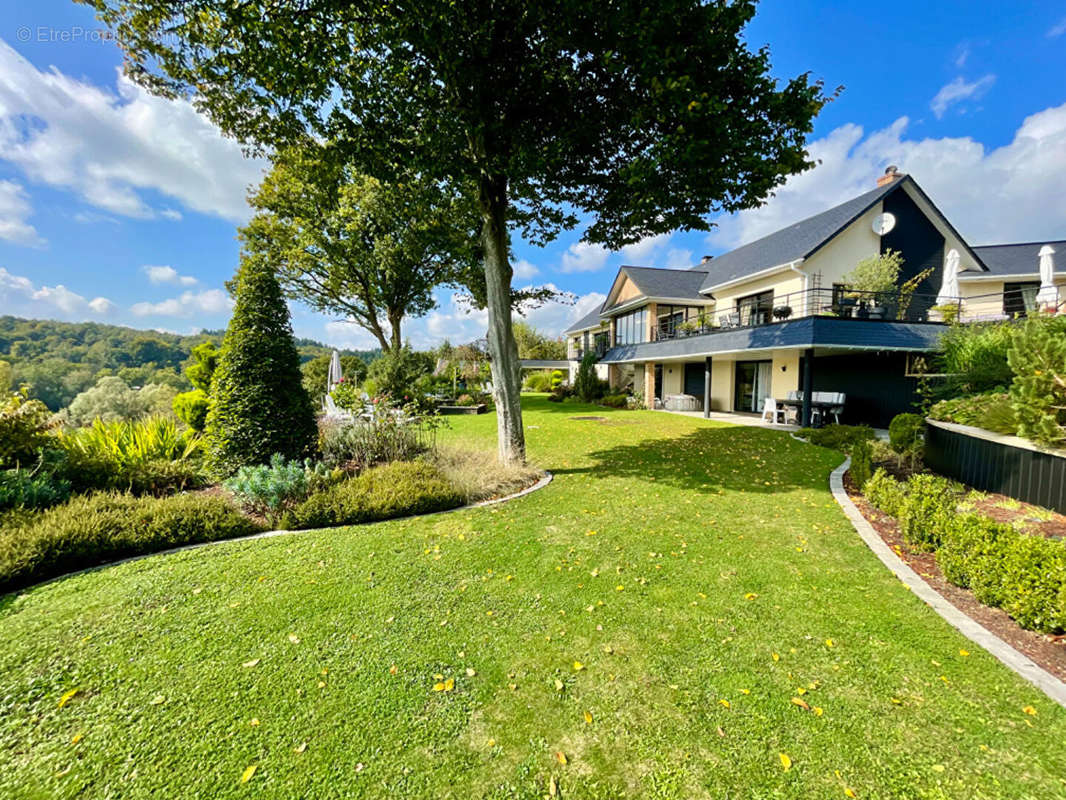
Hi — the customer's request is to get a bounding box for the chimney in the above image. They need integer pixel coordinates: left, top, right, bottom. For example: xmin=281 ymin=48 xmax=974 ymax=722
xmin=876 ymin=165 xmax=901 ymax=187
xmin=700 ymin=255 xmax=714 ymax=265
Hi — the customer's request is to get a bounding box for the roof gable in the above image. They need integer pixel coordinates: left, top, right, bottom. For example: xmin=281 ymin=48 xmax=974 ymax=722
xmin=601 ymin=266 xmax=707 ymax=311
xmin=562 ymin=306 xmax=605 ymax=335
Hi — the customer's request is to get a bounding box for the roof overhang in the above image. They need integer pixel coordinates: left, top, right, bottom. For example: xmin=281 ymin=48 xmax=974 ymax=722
xmin=959 ymin=272 xmax=1040 ymax=282
xmin=601 ymin=295 xmax=708 ymax=317
xmin=699 ymin=259 xmax=804 ymax=296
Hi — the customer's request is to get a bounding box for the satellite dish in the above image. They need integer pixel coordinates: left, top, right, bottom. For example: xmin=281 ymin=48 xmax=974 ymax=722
xmin=872 ymin=212 xmax=896 ymax=236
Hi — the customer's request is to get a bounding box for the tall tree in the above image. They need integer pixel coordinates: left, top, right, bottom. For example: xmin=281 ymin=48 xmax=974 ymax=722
xmin=89 ymin=0 xmax=829 ymax=463
xmin=512 ymin=320 xmax=566 ymax=361
xmin=204 ymin=256 xmax=317 ymax=476
xmin=241 ymin=146 xmax=480 ymax=354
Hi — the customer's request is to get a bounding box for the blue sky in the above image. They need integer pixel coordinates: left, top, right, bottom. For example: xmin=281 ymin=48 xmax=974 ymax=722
xmin=1 ymin=1 xmax=1065 ymax=349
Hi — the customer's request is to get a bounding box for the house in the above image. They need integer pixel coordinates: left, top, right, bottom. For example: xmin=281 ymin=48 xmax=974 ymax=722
xmin=562 ymin=168 xmax=1064 ymax=427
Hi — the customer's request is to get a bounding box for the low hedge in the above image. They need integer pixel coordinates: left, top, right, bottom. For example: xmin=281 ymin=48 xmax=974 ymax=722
xmin=0 ymin=492 xmax=264 ymax=593
xmin=797 ymin=424 xmax=875 ymax=452
xmin=862 ymin=471 xmax=1066 ymax=633
xmin=290 ymin=461 xmax=463 ymax=530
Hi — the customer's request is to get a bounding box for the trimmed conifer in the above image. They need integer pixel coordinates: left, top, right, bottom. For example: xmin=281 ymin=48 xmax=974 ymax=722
xmin=205 ymin=256 xmax=317 ymax=476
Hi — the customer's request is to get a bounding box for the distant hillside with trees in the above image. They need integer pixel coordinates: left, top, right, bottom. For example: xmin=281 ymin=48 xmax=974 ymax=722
xmin=0 ymin=316 xmax=379 ymax=410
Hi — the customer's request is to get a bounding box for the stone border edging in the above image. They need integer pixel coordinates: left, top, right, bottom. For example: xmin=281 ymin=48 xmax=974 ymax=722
xmin=828 ymin=456 xmax=1066 ymax=709
xmin=14 ymin=471 xmax=553 ymax=595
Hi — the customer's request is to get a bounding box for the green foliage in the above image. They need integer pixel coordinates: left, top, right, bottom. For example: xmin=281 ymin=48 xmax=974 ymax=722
xmin=896 ymin=473 xmax=959 ymax=552
xmin=848 ymin=439 xmax=873 ymax=490
xmin=550 ymin=370 xmax=564 ymax=390
xmin=996 ymin=534 xmax=1066 ymax=632
xmin=63 ymin=376 xmax=177 ymax=426
xmin=0 ymin=389 xmax=55 ymax=469
xmin=796 ymin=424 xmax=875 ymax=452
xmin=365 ymin=346 xmax=434 ymax=401
xmin=223 ymin=453 xmax=339 ymax=525
xmin=928 ymin=392 xmax=1017 ymax=434
xmin=935 ymin=514 xmax=1015 ymax=592
xmin=1007 ymin=313 xmax=1066 ymax=447
xmin=841 ymin=248 xmax=904 ymax=294
xmin=599 ymin=393 xmax=629 ymax=409
xmin=522 ymin=371 xmax=553 ymax=392
xmin=862 ymin=468 xmax=907 ymax=517
xmin=0 ymin=469 xmax=71 ymax=512
xmin=242 ymin=147 xmax=481 ymax=354
xmin=185 ymin=340 xmax=220 ymax=393
xmin=512 ymin=321 xmax=566 ymax=360
xmin=172 ymin=389 xmax=210 ymax=431
xmin=935 ymin=321 xmax=1015 ymax=396
xmin=318 ymin=402 xmax=431 ymax=470
xmin=888 ymin=413 xmax=925 ymax=466
xmin=291 ymin=461 xmax=462 ymax=530
xmin=573 ymin=352 xmax=606 ymax=403
xmin=0 ymin=492 xmax=262 ymax=593
xmin=205 ymin=257 xmax=318 ymax=476
xmin=59 ymin=416 xmax=203 ymax=495
xmin=301 ymin=354 xmax=369 ymax=399
xmin=0 ymin=360 xmax=10 ymax=391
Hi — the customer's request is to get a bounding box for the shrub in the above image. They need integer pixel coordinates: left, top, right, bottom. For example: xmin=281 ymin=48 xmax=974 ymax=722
xmin=935 ymin=321 xmax=1014 ymax=396
xmin=430 ymin=445 xmax=542 ymax=504
xmin=889 ymin=413 xmax=924 ymax=454
xmin=897 ymin=473 xmax=958 ymax=552
xmin=63 ymin=376 xmax=177 ymax=427
xmin=599 ymin=393 xmax=629 ymax=409
xmin=0 ymin=492 xmax=263 ymax=593
xmin=204 ymin=256 xmax=317 ymax=476
xmin=998 ymin=535 xmax=1066 ymax=632
xmin=0 ymin=469 xmax=71 ymax=512
xmin=935 ymin=513 xmax=1016 ymax=590
xmin=0 ymin=389 xmax=55 ymax=469
xmin=862 ymin=468 xmax=907 ymax=517
xmin=173 ymin=389 xmax=210 ymax=431
xmin=523 ymin=371 xmax=553 ymax=392
xmin=318 ymin=401 xmax=431 ymax=470
xmin=797 ymin=424 xmax=875 ymax=452
xmin=365 ymin=345 xmax=435 ymax=401
xmin=223 ymin=453 xmax=338 ymax=524
xmin=848 ymin=438 xmax=873 ymax=490
xmin=58 ymin=416 xmax=203 ymax=495
xmin=928 ymin=392 xmax=1016 ymax=434
xmin=291 ymin=461 xmax=462 ymax=530
xmin=1007 ymin=313 xmax=1066 ymax=447
xmin=550 ymin=370 xmax=564 ymax=390
xmin=573 ymin=352 xmax=607 ymax=402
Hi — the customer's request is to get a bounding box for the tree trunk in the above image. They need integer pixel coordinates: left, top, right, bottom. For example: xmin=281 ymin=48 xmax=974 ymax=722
xmin=478 ymin=174 xmax=525 ymax=465
xmin=387 ymin=310 xmax=403 ymax=355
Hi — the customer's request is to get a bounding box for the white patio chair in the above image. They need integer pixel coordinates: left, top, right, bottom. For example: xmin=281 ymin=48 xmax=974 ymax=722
xmin=760 ymin=397 xmax=786 ymax=425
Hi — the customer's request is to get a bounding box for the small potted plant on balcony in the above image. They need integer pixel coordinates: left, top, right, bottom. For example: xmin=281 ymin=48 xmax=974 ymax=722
xmin=840 ymin=249 xmax=904 ymax=320
xmin=772 ymin=305 xmax=792 ymax=320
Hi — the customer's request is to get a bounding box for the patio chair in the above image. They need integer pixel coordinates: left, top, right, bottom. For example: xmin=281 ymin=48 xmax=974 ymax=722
xmin=760 ymin=397 xmax=786 ymax=425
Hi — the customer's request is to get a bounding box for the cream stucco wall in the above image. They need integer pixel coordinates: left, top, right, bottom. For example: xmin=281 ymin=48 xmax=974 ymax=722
xmin=801 ymin=203 xmax=883 ymax=289
xmin=957 ymin=277 xmax=1066 ymax=320
xmin=710 ymin=360 xmax=733 ymax=411
xmin=771 ymin=351 xmax=801 ymax=400
xmin=712 ymin=271 xmax=805 ymax=315
xmin=660 ymin=363 xmax=684 ymax=396
xmin=614 ymin=275 xmax=642 ymax=305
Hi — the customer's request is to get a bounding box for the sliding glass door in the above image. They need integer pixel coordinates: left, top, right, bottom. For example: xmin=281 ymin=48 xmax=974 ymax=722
xmin=733 ymin=360 xmax=772 ymax=412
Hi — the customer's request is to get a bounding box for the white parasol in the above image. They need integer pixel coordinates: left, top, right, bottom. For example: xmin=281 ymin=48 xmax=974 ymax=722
xmin=936 ymin=248 xmax=961 ymax=306
xmin=1036 ymin=245 xmax=1058 ymax=307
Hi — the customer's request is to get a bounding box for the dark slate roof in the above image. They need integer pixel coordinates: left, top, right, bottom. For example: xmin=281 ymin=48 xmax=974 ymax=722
xmin=562 ymin=305 xmax=605 ymax=335
xmin=968 ymin=240 xmax=1066 ymax=276
xmin=607 ymin=266 xmax=707 ymax=307
xmin=693 ymin=179 xmax=905 ymax=293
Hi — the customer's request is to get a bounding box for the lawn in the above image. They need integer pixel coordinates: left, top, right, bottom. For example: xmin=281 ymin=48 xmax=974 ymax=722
xmin=2 ymin=397 xmax=1064 ymax=799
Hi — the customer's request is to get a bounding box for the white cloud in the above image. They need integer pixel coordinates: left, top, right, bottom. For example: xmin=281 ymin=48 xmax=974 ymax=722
xmin=953 ymin=43 xmax=971 ymax=68
xmin=663 ymin=248 xmax=695 ymax=268
xmin=560 ymin=241 xmax=610 ymax=273
xmin=708 ymin=103 xmax=1066 ymax=250
xmin=130 ymin=288 xmax=232 ymax=317
xmin=512 ymin=259 xmax=540 ymax=279
xmin=0 ymin=179 xmax=44 ymax=246
xmin=620 ymin=233 xmax=671 ymax=264
xmin=160 ymin=209 xmax=183 ymax=221
xmin=1048 ymin=17 xmax=1066 ymax=37
xmin=143 ymin=264 xmax=197 ymax=286
xmin=930 ymin=74 xmax=995 ymax=119
xmin=0 ymin=266 xmax=112 ymax=320
xmin=0 ymin=40 xmax=265 ymax=222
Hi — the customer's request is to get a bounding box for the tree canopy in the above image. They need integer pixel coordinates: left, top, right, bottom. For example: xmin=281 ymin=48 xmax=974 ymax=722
xmin=89 ymin=0 xmax=830 ymax=462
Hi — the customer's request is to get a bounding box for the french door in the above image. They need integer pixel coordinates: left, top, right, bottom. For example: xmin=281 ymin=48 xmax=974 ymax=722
xmin=734 ymin=360 xmax=772 ymax=412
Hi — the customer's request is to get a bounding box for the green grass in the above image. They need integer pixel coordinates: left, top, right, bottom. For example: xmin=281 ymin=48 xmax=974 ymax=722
xmin=2 ymin=397 xmax=1064 ymax=798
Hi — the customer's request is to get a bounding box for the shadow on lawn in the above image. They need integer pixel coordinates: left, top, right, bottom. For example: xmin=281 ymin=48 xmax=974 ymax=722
xmin=552 ymin=424 xmax=838 ymax=496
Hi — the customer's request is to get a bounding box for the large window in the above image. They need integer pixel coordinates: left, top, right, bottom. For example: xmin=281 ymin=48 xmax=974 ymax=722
xmin=736 ymin=290 xmax=774 ymax=326
xmin=614 ymin=307 xmax=647 ymax=345
xmin=656 ymin=305 xmax=704 ymax=338
xmin=1003 ymin=281 xmax=1040 ymax=317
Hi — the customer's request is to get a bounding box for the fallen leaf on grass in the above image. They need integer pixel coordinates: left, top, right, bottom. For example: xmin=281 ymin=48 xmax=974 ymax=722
xmin=959 ymin=649 xmax=969 ymax=657
xmin=813 ymin=707 xmax=824 ymax=717
xmin=825 ymin=639 xmax=834 ymax=648
xmin=288 ymin=633 xmax=301 ymax=644
xmin=573 ymin=661 xmax=585 ymax=672
xmin=716 ymin=726 xmax=726 ymax=737
xmin=240 ymin=764 xmax=257 ymax=783
xmin=744 ymin=592 xmax=759 ymax=600
xmin=555 ymin=751 xmax=568 ymax=765
xmin=466 ymin=668 xmax=476 ymax=677
xmin=554 ymin=679 xmax=564 ymax=691
xmin=790 ymin=697 xmax=810 ymax=711
xmin=583 ymin=710 xmax=593 ymax=725
xmin=1023 ymin=705 xmax=1037 ymax=716
xmin=772 ymin=652 xmax=780 ymax=662
xmin=149 ymin=695 xmax=166 ymax=705
xmin=548 ymin=775 xmax=558 ymax=797
xmin=389 ymin=664 xmax=398 ymax=675
xmin=71 ymin=732 xmax=84 ymax=744
xmin=242 ymin=659 xmax=260 ymax=668
xmin=57 ymin=688 xmax=80 ymax=709
xmin=779 ymin=753 xmax=792 ymax=771
xmin=293 ymin=742 xmax=307 ymax=754
xmin=718 ymin=699 xmax=730 ymax=709
xmin=844 ymin=788 xmax=857 ymax=798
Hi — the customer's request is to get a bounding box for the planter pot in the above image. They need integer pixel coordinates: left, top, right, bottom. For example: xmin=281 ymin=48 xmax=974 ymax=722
xmin=438 ymin=403 xmax=487 ymax=415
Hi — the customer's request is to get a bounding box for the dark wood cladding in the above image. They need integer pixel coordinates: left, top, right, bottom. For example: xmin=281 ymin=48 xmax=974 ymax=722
xmin=925 ymin=421 xmax=1066 ymax=514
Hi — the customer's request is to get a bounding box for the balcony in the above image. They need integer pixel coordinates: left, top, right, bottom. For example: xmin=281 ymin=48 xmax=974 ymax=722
xmin=650 ymin=286 xmax=1064 ymax=342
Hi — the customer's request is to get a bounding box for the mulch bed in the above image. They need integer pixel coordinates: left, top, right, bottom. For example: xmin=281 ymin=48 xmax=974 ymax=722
xmin=844 ymin=471 xmax=1066 ymax=683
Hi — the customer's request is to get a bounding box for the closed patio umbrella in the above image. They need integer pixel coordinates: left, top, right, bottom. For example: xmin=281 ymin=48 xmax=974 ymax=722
xmin=327 ymin=350 xmax=343 ymax=393
xmin=936 ymin=248 xmax=961 ymax=306
xmin=1036 ymin=245 xmax=1058 ymax=308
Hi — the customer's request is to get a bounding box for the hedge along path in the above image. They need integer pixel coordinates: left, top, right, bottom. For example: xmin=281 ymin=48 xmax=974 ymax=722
xmin=829 ymin=456 xmax=1066 ymax=709
xmin=12 ymin=471 xmax=552 ymax=596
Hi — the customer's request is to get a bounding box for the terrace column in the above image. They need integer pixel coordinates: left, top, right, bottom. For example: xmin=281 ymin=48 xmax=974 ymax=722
xmin=646 ymin=302 xmax=657 ymax=342
xmin=801 ymin=347 xmax=814 ymax=427
xmin=703 ymin=356 xmax=712 ymax=418
xmin=644 ymin=362 xmax=656 ymax=410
